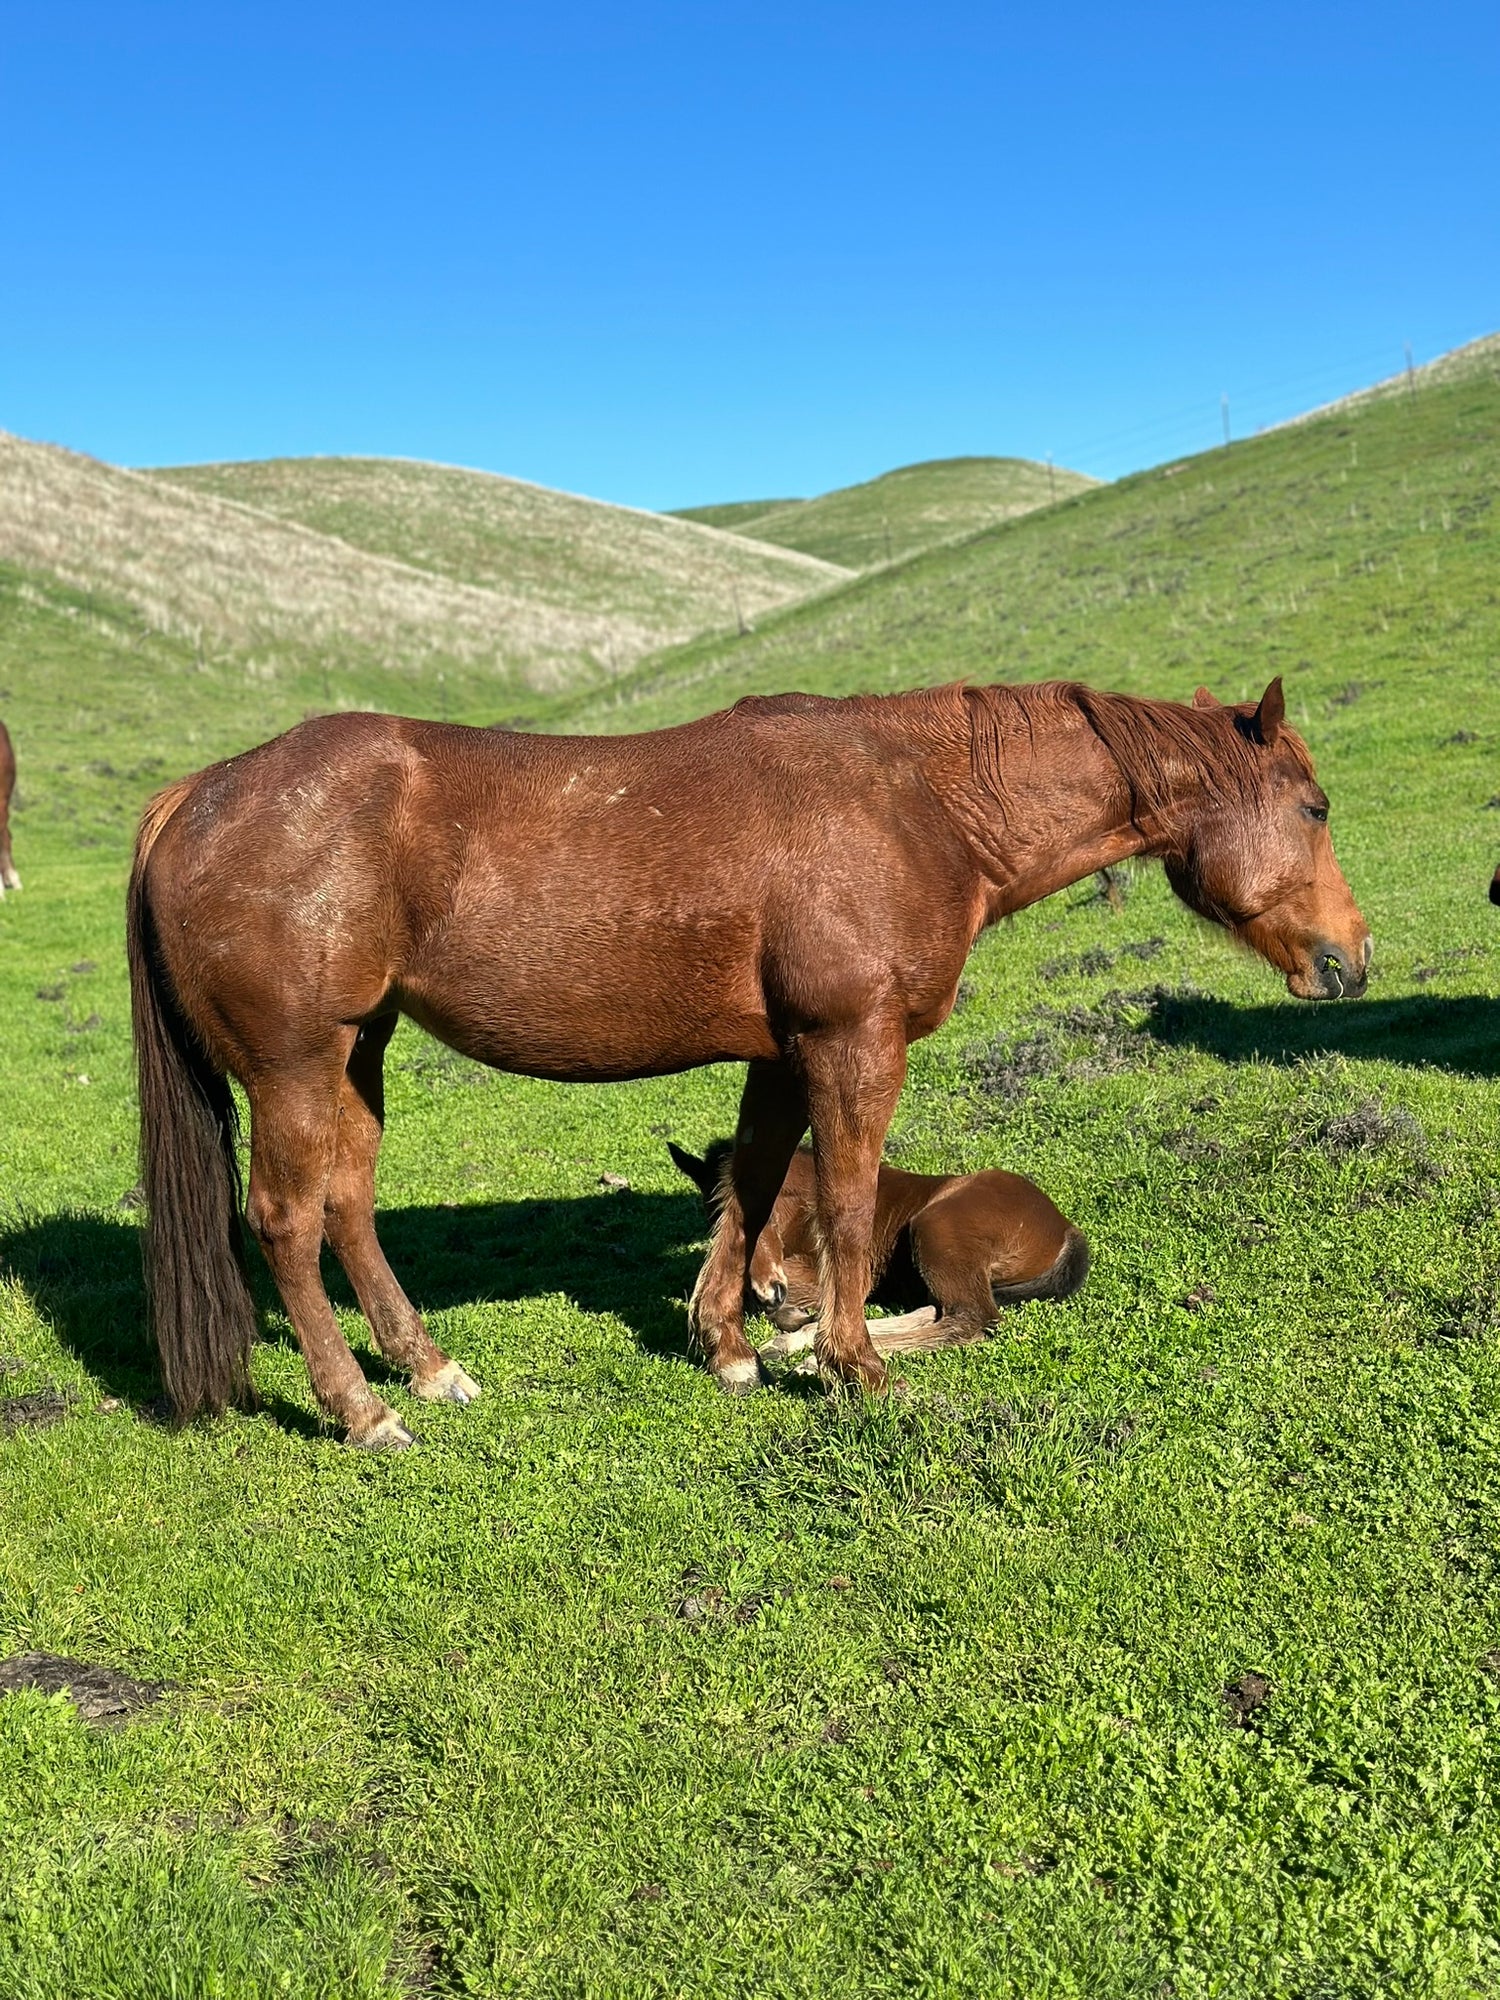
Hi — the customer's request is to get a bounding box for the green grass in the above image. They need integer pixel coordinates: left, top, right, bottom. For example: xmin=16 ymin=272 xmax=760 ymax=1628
xmin=671 ymin=455 xmax=1095 ymax=569
xmin=2 ymin=349 xmax=1500 ymax=1996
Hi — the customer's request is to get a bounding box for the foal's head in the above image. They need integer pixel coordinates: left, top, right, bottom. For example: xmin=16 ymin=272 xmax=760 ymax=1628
xmin=1158 ymin=680 xmax=1371 ymax=1000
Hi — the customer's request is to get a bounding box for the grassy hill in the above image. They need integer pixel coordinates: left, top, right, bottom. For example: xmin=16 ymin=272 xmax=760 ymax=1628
xmin=672 ymin=454 xmax=1096 ymax=567
xmin=3 ymin=342 xmax=1500 ymax=1995
xmin=0 ymin=433 xmax=845 ymax=699
xmin=150 ymin=454 xmax=847 ymax=653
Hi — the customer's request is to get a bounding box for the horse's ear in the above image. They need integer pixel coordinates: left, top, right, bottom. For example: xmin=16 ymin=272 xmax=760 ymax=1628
xmin=1191 ymin=686 xmax=1219 ymax=709
xmin=666 ymin=1141 xmax=709 ymax=1192
xmin=1250 ymin=677 xmax=1285 ymax=747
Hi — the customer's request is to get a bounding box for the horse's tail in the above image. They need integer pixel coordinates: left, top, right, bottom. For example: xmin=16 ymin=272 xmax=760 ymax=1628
xmin=990 ymin=1225 xmax=1091 ymax=1307
xmin=127 ymin=778 xmax=258 ymax=1420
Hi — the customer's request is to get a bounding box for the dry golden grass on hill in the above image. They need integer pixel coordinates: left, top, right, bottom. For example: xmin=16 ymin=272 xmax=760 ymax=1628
xmin=0 ymin=433 xmax=848 ymax=691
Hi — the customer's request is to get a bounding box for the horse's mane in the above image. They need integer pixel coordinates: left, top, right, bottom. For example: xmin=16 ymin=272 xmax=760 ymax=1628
xmin=950 ymin=680 xmax=1312 ymax=834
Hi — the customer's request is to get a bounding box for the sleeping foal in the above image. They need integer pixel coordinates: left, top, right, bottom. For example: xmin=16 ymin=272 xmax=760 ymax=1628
xmin=670 ymin=1141 xmax=1089 ymax=1371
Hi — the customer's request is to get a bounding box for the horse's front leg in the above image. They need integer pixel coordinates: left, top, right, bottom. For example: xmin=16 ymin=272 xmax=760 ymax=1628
xmin=688 ymin=1057 xmax=807 ymax=1394
xmin=800 ymin=1022 xmax=908 ymax=1394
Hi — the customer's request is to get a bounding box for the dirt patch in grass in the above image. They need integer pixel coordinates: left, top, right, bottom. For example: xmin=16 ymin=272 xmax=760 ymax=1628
xmin=1317 ymin=1097 xmax=1425 ymax=1156
xmin=1222 ymin=1671 xmax=1272 ymax=1727
xmin=0 ymin=1387 xmax=72 ymax=1434
xmin=1039 ymin=937 xmax=1166 ymax=982
xmin=970 ymin=984 xmax=1193 ymax=1104
xmin=0 ymin=1651 xmax=161 ymax=1725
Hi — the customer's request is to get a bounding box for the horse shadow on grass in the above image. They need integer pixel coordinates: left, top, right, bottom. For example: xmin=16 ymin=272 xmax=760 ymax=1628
xmin=1144 ymin=990 xmax=1500 ymax=1078
xmin=0 ymin=1190 xmax=711 ymax=1419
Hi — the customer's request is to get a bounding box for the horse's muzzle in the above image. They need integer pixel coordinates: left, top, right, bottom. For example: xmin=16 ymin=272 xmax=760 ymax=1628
xmin=1296 ymin=936 xmax=1371 ymax=1000
xmin=1490 ymin=867 xmax=1500 ymax=908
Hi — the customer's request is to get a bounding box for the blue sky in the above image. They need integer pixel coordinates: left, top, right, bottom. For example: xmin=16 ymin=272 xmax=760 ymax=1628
xmin=3 ymin=2 xmax=1497 ymax=509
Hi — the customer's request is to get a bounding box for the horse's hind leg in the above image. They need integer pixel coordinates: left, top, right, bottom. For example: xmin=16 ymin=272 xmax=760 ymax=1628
xmin=322 ymin=1017 xmax=480 ymax=1405
xmin=245 ymin=1050 xmax=414 ymax=1449
xmin=689 ymin=1057 xmax=807 ymax=1393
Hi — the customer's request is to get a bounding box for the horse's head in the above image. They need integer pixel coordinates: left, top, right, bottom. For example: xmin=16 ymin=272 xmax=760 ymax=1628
xmin=1162 ymin=680 xmax=1371 ymax=1000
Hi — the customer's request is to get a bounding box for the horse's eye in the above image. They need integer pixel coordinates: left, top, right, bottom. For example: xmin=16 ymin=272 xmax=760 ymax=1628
xmin=1304 ymin=804 xmax=1328 ymax=823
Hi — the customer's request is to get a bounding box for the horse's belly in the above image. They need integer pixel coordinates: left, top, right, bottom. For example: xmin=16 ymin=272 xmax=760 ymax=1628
xmin=396 ymin=910 xmax=779 ymax=1081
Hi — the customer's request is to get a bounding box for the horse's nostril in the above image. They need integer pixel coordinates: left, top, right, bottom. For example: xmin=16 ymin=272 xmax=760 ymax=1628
xmin=769 ymin=1280 xmax=787 ymax=1308
xmin=1362 ymin=935 xmax=1374 ymax=968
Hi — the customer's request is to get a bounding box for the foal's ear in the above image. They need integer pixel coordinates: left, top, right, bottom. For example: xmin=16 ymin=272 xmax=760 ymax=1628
xmin=1191 ymin=686 xmax=1220 ymax=709
xmin=666 ymin=1141 xmax=710 ymax=1192
xmin=1249 ymin=677 xmax=1285 ymax=747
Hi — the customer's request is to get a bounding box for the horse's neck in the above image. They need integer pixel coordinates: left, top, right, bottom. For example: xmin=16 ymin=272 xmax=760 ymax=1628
xmin=926 ymin=697 xmax=1181 ymax=917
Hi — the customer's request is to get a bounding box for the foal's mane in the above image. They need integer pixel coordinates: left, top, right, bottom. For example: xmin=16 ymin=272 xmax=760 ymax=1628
xmin=945 ymin=679 xmax=1312 ymax=833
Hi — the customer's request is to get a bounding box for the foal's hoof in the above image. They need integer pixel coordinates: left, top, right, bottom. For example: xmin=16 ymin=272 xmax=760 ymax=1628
xmin=711 ymin=1354 xmax=767 ymax=1396
xmin=412 ymin=1359 xmax=483 ymax=1405
xmin=350 ymin=1406 xmax=417 ymax=1451
xmin=760 ymin=1326 xmax=817 ymax=1367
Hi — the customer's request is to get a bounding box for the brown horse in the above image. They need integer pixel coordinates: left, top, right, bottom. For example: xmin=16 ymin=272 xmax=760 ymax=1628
xmin=0 ymin=721 xmax=19 ymax=894
xmin=127 ymin=676 xmax=1369 ymax=1446
xmin=670 ymin=1140 xmax=1089 ymax=1366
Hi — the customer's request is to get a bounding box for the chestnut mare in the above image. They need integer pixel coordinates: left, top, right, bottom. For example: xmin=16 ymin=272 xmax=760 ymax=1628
xmin=670 ymin=1140 xmax=1089 ymax=1367
xmin=128 ymin=676 xmax=1369 ymax=1447
xmin=0 ymin=721 xmax=19 ymax=894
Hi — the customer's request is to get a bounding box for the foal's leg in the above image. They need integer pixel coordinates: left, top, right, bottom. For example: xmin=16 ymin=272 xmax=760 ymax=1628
xmin=245 ymin=1051 xmax=413 ymax=1449
xmin=322 ymin=1018 xmax=480 ymax=1406
xmin=0 ymin=814 xmax=17 ymax=892
xmin=688 ymin=1057 xmax=807 ymax=1393
xmin=800 ymin=1023 xmax=908 ymax=1394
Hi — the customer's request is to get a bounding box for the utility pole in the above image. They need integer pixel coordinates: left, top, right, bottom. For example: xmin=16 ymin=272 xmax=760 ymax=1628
xmin=1046 ymin=454 xmax=1056 ymax=502
xmin=1221 ymin=394 xmax=1231 ymax=448
xmin=1405 ymin=342 xmax=1417 ymax=399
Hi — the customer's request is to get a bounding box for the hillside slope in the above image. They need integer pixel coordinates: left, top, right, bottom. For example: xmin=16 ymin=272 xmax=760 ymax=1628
xmin=150 ymin=454 xmax=847 ymax=647
xmin=672 ymin=455 xmax=1096 ymax=567
xmin=572 ymin=346 xmax=1500 ymax=741
xmin=0 ymin=434 xmax=845 ymax=694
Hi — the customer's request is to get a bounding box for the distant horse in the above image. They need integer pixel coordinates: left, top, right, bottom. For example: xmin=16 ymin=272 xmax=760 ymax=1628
xmin=670 ymin=1140 xmax=1089 ymax=1367
xmin=0 ymin=721 xmax=19 ymax=894
xmin=127 ymin=676 xmax=1369 ymax=1447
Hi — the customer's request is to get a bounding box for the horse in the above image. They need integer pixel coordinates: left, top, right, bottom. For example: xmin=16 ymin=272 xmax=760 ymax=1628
xmin=127 ymin=675 xmax=1369 ymax=1447
xmin=0 ymin=721 xmax=19 ymax=894
xmin=669 ymin=1140 xmax=1089 ymax=1367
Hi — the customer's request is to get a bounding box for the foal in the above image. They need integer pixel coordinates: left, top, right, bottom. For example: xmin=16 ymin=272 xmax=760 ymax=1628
xmin=671 ymin=1141 xmax=1089 ymax=1366
xmin=0 ymin=721 xmax=19 ymax=894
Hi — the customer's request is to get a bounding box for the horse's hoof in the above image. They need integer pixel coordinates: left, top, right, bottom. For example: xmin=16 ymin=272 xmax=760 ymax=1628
xmin=412 ymin=1359 xmax=482 ymax=1405
xmin=712 ymin=1354 xmax=766 ymax=1396
xmin=350 ymin=1406 xmax=417 ymax=1450
xmin=820 ymin=1356 xmax=889 ymax=1398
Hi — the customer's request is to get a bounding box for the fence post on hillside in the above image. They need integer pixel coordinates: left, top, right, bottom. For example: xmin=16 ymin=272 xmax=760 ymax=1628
xmin=1221 ymin=395 xmax=1231 ymax=448
xmin=1405 ymin=343 xmax=1417 ymax=399
xmin=1046 ymin=455 xmax=1056 ymax=502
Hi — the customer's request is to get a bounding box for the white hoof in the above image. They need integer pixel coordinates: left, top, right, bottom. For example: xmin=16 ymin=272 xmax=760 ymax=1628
xmin=351 ymin=1407 xmax=416 ymax=1450
xmin=412 ymin=1359 xmax=482 ymax=1405
xmin=712 ymin=1354 xmax=765 ymax=1396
